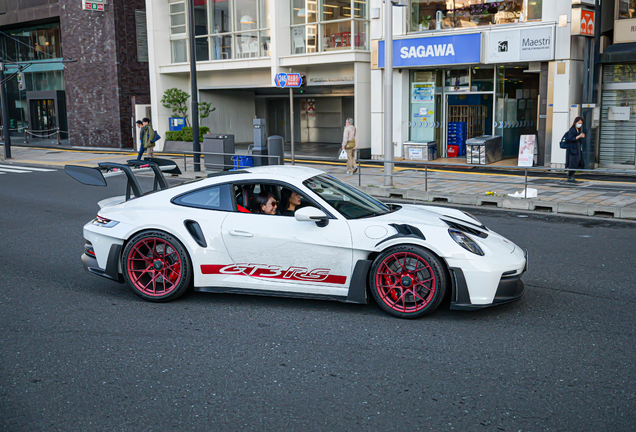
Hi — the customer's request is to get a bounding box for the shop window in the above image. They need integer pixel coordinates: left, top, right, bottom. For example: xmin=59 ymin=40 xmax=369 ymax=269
xmin=495 ymin=65 xmax=540 ymax=158
xmin=444 ymin=69 xmax=469 ymax=92
xmin=291 ymin=0 xmax=369 ymax=54
xmin=169 ymin=0 xmax=271 ymax=63
xmin=409 ymin=0 xmax=541 ymax=32
xmin=471 ymin=67 xmax=494 ymax=92
xmin=619 ymin=0 xmax=636 ymax=19
xmin=0 ymin=22 xmax=63 ymax=62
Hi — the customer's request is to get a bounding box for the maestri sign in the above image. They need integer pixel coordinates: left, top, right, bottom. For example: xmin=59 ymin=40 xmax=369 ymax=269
xmin=487 ymin=26 xmax=555 ymax=63
xmin=379 ymin=33 xmax=481 ymax=67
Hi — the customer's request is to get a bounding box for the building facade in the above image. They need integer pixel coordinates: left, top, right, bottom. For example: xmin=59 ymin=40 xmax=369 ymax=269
xmin=370 ymin=0 xmax=599 ymax=168
xmin=146 ymin=0 xmax=371 ymax=153
xmin=0 ymin=0 xmax=150 ymax=148
xmin=598 ymin=0 xmax=636 ymax=169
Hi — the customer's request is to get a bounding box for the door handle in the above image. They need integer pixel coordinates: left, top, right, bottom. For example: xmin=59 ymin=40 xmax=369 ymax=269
xmin=229 ymin=230 xmax=254 ymax=238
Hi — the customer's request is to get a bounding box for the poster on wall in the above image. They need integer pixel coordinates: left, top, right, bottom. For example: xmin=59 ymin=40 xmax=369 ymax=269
xmin=518 ymin=135 xmax=536 ymax=167
xmin=411 ymin=83 xmax=435 ymax=102
xmin=410 ymin=82 xmax=436 ymax=143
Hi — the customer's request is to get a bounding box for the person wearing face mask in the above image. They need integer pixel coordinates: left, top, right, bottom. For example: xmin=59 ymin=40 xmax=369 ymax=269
xmin=566 ymin=117 xmax=585 ymax=182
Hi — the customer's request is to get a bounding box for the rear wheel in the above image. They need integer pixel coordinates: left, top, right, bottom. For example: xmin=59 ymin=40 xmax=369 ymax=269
xmin=370 ymin=245 xmax=446 ymax=319
xmin=122 ymin=231 xmax=192 ymax=302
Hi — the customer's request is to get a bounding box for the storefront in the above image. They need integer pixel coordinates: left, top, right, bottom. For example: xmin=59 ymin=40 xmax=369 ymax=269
xmin=377 ymin=24 xmax=554 ymax=165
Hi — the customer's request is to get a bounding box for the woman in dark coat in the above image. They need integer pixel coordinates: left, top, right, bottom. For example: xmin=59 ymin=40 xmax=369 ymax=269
xmin=566 ymin=116 xmax=585 ymax=182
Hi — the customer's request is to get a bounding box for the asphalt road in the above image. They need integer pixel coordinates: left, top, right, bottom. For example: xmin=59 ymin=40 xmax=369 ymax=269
xmin=1 ymin=169 xmax=635 ymax=432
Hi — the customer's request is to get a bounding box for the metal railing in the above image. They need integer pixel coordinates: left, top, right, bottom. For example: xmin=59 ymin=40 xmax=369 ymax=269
xmin=175 ymin=149 xmax=636 ymax=199
xmin=180 ymin=150 xmax=283 ymax=172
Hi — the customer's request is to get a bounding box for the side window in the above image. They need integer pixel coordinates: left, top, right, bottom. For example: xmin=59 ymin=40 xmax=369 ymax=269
xmin=173 ymin=184 xmax=233 ymax=211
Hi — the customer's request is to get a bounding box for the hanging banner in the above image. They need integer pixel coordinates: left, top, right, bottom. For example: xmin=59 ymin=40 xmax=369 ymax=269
xmin=518 ymin=135 xmax=536 ymax=167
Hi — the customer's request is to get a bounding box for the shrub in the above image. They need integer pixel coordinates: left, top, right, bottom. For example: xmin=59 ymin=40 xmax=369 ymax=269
xmin=165 ymin=126 xmax=210 ymax=142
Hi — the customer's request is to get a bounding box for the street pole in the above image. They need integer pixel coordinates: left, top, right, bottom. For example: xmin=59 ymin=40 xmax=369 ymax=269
xmin=581 ymin=1 xmax=602 ymax=170
xmin=0 ymin=58 xmax=11 ymax=159
xmin=188 ymin=0 xmax=200 ymax=172
xmin=290 ymin=68 xmax=295 ymax=165
xmin=384 ymin=0 xmax=393 ymax=186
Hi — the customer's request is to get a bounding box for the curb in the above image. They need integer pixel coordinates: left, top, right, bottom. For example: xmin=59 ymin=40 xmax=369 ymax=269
xmin=356 ymin=187 xmax=632 ymax=220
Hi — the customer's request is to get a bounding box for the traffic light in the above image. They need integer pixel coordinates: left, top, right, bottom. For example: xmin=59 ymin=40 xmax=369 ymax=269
xmin=299 ymin=73 xmax=307 ymax=93
xmin=17 ymin=72 xmax=25 ymax=91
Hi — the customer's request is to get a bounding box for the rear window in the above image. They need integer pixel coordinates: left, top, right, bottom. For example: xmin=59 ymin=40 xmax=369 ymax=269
xmin=172 ymin=184 xmax=233 ymax=211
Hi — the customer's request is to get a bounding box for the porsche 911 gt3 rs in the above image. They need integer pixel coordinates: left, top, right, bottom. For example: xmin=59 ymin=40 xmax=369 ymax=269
xmin=69 ymin=160 xmax=527 ymax=319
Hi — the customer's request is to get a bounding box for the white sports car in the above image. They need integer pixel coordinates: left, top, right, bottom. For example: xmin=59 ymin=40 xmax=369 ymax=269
xmin=67 ymin=160 xmax=527 ymax=319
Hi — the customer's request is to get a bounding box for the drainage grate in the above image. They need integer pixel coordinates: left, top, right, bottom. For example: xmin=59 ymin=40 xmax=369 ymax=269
xmin=432 ymin=197 xmax=449 ymax=203
xmin=592 ymin=211 xmax=616 ymax=218
xmin=533 ymin=206 xmax=554 ymax=213
xmin=480 ymin=201 xmax=499 ymax=207
xmin=389 ymin=193 xmax=403 ymax=199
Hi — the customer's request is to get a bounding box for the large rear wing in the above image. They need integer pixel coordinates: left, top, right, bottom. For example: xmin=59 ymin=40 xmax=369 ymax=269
xmin=64 ymin=157 xmax=182 ymax=201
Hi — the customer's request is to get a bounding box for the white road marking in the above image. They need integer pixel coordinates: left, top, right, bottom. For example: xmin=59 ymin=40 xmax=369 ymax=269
xmin=0 ymin=164 xmax=57 ymax=172
xmin=0 ymin=167 xmax=31 ymax=173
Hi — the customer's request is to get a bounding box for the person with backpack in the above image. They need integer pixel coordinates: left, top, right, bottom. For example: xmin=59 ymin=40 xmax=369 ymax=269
xmin=563 ymin=116 xmax=585 ymax=182
xmin=138 ymin=117 xmax=159 ymax=160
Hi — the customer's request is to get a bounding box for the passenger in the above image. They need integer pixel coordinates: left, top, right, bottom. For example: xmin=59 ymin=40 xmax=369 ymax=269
xmin=255 ymin=191 xmax=278 ymax=215
xmin=280 ymin=188 xmax=302 ymax=216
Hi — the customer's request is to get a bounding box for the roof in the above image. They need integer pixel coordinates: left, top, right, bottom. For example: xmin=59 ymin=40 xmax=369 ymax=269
xmin=242 ymin=165 xmax=325 ymax=180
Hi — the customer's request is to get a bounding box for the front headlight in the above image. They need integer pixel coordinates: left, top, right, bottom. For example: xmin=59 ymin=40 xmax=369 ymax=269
xmin=449 ymin=229 xmax=484 ymax=256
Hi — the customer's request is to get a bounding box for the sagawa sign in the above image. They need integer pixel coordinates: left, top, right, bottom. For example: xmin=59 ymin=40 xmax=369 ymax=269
xmin=487 ymin=26 xmax=554 ymax=63
xmin=378 ymin=33 xmax=481 ymax=68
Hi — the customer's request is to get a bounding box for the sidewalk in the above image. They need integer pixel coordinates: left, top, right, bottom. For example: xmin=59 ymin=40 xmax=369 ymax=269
xmin=2 ymin=144 xmax=635 ymax=220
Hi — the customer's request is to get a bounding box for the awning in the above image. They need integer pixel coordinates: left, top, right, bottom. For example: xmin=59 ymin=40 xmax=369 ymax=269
xmin=600 ymin=43 xmax=636 ymax=64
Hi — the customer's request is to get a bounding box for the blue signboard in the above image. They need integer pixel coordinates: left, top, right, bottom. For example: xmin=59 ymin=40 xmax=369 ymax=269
xmin=379 ymin=33 xmax=481 ymax=68
xmin=275 ymin=73 xmax=302 ymax=88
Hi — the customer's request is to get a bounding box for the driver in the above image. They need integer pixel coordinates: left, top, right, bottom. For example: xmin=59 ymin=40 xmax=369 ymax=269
xmin=255 ymin=191 xmax=278 ymax=215
xmin=280 ymin=188 xmax=302 ymax=216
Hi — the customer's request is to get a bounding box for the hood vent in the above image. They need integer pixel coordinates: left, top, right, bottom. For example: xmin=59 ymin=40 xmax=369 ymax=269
xmin=442 ymin=219 xmax=489 ymax=239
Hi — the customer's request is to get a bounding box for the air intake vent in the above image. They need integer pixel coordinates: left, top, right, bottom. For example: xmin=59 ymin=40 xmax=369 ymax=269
xmin=442 ymin=219 xmax=488 ymax=239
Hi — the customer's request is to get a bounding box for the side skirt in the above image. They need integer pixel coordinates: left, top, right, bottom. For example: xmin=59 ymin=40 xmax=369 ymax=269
xmin=194 ymin=286 xmax=348 ymax=303
xmin=346 ymin=259 xmax=372 ymax=304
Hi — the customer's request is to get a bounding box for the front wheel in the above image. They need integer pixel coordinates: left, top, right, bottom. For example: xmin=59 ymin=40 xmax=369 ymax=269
xmin=122 ymin=231 xmax=192 ymax=302
xmin=370 ymin=246 xmax=446 ymax=319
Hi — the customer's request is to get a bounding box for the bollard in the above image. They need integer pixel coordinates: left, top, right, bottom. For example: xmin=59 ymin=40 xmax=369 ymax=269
xmin=57 ymin=128 xmax=61 ymax=145
xmin=24 ymin=128 xmax=28 ymax=144
xmin=425 ymin=166 xmax=428 ymax=192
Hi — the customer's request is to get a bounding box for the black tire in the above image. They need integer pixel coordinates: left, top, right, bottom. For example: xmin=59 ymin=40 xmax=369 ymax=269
xmin=122 ymin=231 xmax=192 ymax=302
xmin=369 ymin=245 xmax=446 ymax=319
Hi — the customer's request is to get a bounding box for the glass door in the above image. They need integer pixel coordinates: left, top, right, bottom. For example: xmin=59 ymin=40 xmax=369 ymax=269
xmin=30 ymin=99 xmax=56 ymax=132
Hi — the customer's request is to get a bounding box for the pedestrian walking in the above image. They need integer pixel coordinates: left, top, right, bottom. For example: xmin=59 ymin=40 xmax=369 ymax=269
xmin=135 ymin=120 xmax=144 ymax=159
xmin=138 ymin=118 xmax=156 ymax=160
xmin=566 ymin=116 xmax=585 ymax=182
xmin=341 ymin=117 xmax=358 ymax=174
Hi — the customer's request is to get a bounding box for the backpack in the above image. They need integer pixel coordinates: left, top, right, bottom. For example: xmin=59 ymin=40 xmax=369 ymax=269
xmin=559 ymin=132 xmax=569 ymax=149
xmin=151 ymin=131 xmax=161 ymax=143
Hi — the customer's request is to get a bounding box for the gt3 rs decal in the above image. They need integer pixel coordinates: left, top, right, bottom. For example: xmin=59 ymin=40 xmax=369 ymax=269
xmin=201 ymin=264 xmax=347 ymax=285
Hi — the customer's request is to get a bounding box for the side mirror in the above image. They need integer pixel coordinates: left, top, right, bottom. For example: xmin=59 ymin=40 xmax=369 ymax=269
xmin=294 ymin=207 xmax=329 ymax=227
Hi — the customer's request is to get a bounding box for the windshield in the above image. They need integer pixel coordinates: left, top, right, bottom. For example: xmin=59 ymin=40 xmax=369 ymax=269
xmin=303 ymin=174 xmax=391 ymax=219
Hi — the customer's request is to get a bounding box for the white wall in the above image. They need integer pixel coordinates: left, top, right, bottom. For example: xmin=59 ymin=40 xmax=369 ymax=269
xmin=199 ymin=90 xmax=257 ymax=143
xmin=354 ymin=62 xmax=371 ymax=150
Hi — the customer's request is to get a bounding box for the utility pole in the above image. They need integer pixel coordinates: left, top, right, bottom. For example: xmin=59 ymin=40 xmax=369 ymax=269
xmin=384 ymin=0 xmax=393 ymax=186
xmin=290 ymin=68 xmax=295 ymax=165
xmin=581 ymin=0 xmax=602 ymax=169
xmin=188 ymin=0 xmax=200 ymax=171
xmin=0 ymin=58 xmax=11 ymax=159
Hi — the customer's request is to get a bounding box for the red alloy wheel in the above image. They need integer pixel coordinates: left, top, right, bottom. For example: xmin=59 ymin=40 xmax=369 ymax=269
xmin=374 ymin=251 xmax=437 ymax=314
xmin=126 ymin=237 xmax=184 ymax=297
